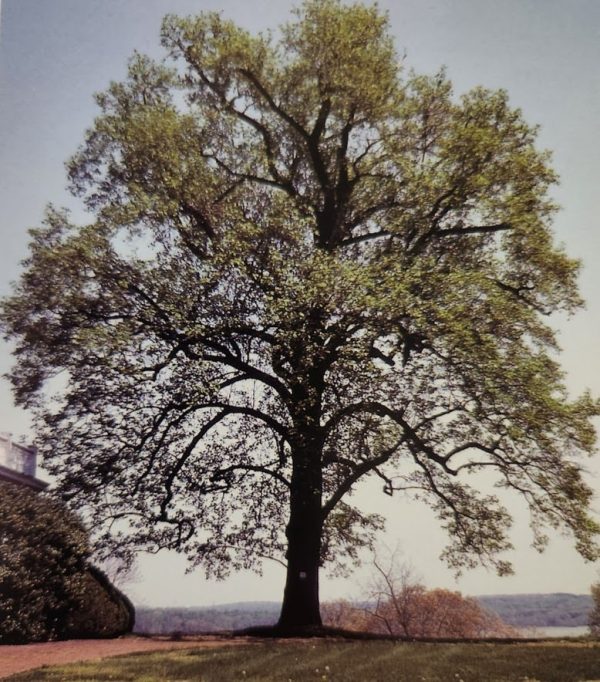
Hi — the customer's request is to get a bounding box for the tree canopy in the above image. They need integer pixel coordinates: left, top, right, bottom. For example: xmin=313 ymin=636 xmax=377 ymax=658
xmin=2 ymin=0 xmax=598 ymax=630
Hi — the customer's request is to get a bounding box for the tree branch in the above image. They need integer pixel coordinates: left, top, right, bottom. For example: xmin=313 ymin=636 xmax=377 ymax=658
xmin=159 ymin=410 xmax=234 ymax=519
xmin=436 ymin=222 xmax=512 ymax=238
xmin=492 ymin=279 xmax=549 ymax=315
xmin=321 ymin=436 xmax=406 ymax=519
xmin=211 ymin=462 xmax=290 ymax=489
xmin=237 ymin=67 xmax=311 ymax=142
xmin=324 ymin=400 xmax=457 ymax=474
xmin=341 ymin=229 xmax=392 ymax=248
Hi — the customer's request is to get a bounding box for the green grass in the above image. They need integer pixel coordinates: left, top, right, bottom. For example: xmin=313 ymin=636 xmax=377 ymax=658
xmin=8 ymin=640 xmax=600 ymax=682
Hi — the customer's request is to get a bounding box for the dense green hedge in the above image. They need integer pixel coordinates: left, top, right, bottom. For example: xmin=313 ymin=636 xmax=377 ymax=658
xmin=0 ymin=481 xmax=133 ymax=643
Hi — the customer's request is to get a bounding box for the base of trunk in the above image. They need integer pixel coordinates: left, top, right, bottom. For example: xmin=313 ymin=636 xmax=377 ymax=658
xmin=245 ymin=623 xmax=330 ymax=638
xmin=236 ymin=624 xmax=400 ymax=639
xmin=277 ymin=568 xmax=322 ymax=631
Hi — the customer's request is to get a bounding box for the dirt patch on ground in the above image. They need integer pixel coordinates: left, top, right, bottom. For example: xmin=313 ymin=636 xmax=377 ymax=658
xmin=0 ymin=635 xmax=252 ymax=679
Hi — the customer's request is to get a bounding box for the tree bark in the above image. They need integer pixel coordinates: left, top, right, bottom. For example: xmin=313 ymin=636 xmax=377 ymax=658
xmin=277 ymin=443 xmax=323 ymax=631
xmin=276 ymin=308 xmax=328 ymax=632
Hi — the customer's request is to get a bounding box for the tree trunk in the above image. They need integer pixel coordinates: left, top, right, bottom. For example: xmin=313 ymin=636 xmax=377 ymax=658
xmin=276 ymin=311 xmax=327 ymax=633
xmin=277 ymin=446 xmax=323 ymax=631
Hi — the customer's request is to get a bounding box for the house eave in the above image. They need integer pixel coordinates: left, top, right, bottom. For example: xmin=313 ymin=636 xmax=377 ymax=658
xmin=0 ymin=463 xmax=49 ymax=491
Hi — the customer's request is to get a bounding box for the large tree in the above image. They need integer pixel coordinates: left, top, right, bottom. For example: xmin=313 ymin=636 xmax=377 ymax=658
xmin=2 ymin=0 xmax=598 ymax=631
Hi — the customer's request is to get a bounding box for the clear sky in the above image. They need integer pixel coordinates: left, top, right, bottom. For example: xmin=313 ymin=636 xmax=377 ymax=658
xmin=0 ymin=0 xmax=599 ymax=607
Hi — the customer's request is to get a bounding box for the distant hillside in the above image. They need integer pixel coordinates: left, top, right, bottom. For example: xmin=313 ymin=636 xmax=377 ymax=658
xmin=134 ymin=594 xmax=593 ymax=634
xmin=477 ymin=593 xmax=593 ymax=627
xmin=134 ymin=602 xmax=280 ymax=634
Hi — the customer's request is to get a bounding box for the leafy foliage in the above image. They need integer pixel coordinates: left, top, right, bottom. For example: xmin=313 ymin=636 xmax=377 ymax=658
xmin=0 ymin=481 xmax=89 ymax=642
xmin=64 ymin=564 xmax=135 ymax=640
xmin=0 ymin=481 xmax=132 ymax=642
xmin=1 ymin=0 xmax=598 ymax=623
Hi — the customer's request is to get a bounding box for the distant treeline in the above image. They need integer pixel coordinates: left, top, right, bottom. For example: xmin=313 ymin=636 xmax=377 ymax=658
xmin=134 ymin=602 xmax=280 ymax=634
xmin=133 ymin=594 xmax=593 ymax=634
xmin=477 ymin=594 xmax=593 ymax=627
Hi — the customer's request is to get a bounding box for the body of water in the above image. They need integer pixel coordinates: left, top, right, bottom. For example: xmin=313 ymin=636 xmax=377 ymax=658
xmin=520 ymin=626 xmax=589 ymax=638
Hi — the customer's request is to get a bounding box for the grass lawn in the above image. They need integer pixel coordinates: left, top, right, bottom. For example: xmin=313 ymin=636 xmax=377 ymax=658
xmin=7 ymin=640 xmax=600 ymax=682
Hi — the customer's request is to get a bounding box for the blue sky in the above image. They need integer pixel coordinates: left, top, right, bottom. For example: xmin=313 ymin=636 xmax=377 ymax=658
xmin=0 ymin=0 xmax=599 ymax=606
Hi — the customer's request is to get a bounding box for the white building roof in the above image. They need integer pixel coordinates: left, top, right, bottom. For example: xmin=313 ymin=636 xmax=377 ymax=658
xmin=0 ymin=432 xmax=48 ymax=491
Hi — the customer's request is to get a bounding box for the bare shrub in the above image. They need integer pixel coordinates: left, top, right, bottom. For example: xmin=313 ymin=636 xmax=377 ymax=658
xmin=322 ymin=552 xmax=516 ymax=638
xmin=363 ymin=555 xmax=516 ymax=638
